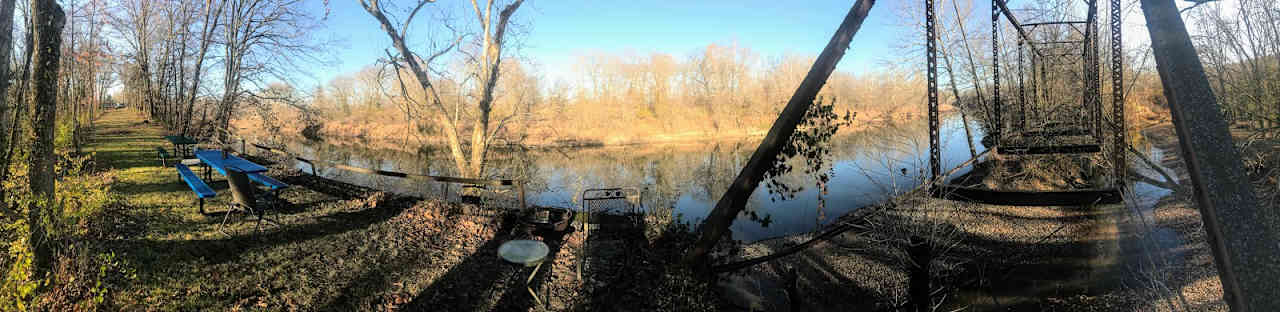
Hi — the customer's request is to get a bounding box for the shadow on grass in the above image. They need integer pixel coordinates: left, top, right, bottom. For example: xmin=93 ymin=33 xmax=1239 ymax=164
xmin=310 ymin=206 xmax=489 ymax=311
xmin=565 ymin=213 xmax=724 ymax=311
xmin=107 ymin=195 xmax=419 ymax=270
xmin=487 ymin=226 xmax=573 ymax=311
xmin=309 ymin=209 xmax=554 ymax=311
xmin=388 ymin=213 xmax=577 ymax=311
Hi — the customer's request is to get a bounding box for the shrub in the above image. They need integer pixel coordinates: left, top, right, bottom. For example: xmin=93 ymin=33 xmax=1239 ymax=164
xmin=1 ymin=151 xmax=132 ymax=311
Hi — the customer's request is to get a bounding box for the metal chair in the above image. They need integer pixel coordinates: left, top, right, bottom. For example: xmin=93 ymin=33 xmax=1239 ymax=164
xmin=576 ymin=187 xmax=643 ymax=279
xmin=218 ymin=168 xmax=281 ymax=236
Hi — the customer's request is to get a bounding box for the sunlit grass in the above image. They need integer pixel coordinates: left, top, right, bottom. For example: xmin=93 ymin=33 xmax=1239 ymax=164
xmin=83 ymin=109 xmax=723 ymax=311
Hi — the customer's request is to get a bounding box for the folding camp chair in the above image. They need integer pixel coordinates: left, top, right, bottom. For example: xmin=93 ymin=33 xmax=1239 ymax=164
xmin=218 ymin=168 xmax=282 ymax=236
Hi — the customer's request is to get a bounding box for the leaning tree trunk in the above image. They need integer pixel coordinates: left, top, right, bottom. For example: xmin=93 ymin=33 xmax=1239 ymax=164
xmin=683 ymin=0 xmax=876 ymax=268
xmin=939 ymin=41 xmax=978 ymax=158
xmin=26 ymin=0 xmax=65 ymax=279
xmin=1141 ymin=0 xmax=1280 ymax=309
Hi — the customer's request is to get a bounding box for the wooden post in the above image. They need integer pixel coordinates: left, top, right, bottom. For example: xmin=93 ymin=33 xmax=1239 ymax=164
xmin=1140 ymin=0 xmax=1280 ymax=309
xmin=908 ymin=236 xmax=932 ymax=312
xmin=518 ymin=181 xmax=527 ymax=211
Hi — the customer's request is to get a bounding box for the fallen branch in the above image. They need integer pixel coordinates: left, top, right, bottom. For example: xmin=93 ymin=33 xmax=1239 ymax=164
xmin=1127 ymin=143 xmax=1182 ymax=191
xmin=710 ymin=223 xmax=857 ymax=274
xmin=1128 ymin=169 xmax=1183 ymax=192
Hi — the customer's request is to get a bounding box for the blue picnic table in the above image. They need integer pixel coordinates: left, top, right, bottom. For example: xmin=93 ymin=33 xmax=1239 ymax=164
xmin=163 ymin=135 xmax=199 ymax=158
xmin=195 ymin=149 xmax=269 ymax=181
xmin=194 ymin=149 xmax=289 ymax=192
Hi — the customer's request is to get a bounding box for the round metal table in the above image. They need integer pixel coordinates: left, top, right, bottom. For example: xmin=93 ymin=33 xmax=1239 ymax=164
xmin=498 ymin=240 xmax=550 ymax=307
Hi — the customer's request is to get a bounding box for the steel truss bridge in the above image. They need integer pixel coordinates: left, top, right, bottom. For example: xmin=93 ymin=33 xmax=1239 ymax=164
xmin=925 ymin=0 xmax=1126 ymax=206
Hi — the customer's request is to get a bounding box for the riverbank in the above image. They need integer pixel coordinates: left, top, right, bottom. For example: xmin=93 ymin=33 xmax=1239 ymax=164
xmin=85 ymin=109 xmax=721 ymax=311
xmin=720 ymin=191 xmax=1161 ymax=311
xmin=716 ymin=118 xmax=1236 ymax=311
xmin=232 ymin=104 xmax=954 ymax=153
xmin=1125 ymin=120 xmax=1280 ymax=311
xmin=87 ymin=107 xmax=1261 ymax=310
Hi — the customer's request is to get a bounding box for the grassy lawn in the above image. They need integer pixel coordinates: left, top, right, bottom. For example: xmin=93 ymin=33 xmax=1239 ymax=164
xmin=84 ymin=109 xmax=715 ymax=311
xmin=87 ymin=109 xmax=501 ymax=310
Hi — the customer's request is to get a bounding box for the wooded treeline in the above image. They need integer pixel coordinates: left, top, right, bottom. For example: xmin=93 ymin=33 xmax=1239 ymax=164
xmin=0 ymin=0 xmax=124 ymax=309
xmin=246 ymin=47 xmax=928 ymax=148
xmin=113 ymin=0 xmax=326 ymax=139
xmin=1184 ymin=0 xmax=1280 ymax=130
xmin=0 ymin=0 xmax=113 ymax=188
xmin=0 ymin=0 xmax=330 ymax=309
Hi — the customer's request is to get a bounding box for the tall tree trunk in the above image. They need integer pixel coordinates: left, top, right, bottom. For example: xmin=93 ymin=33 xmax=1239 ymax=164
xmin=65 ymin=0 xmax=79 ymax=153
xmin=0 ymin=16 xmax=33 ymax=191
xmin=949 ymin=0 xmax=992 ymax=126
xmin=363 ymin=0 xmax=524 ymax=179
xmin=183 ymin=0 xmax=223 ymax=136
xmin=939 ymin=36 xmax=978 ymax=158
xmin=683 ymin=0 xmax=875 ymax=268
xmin=26 ymin=0 xmax=64 ymax=279
xmin=467 ymin=0 xmax=523 ymax=178
xmin=0 ymin=0 xmax=19 ymax=200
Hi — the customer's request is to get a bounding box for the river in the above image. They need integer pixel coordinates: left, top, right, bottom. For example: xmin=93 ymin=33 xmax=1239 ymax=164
xmin=252 ymin=114 xmax=1193 ymax=306
xmin=250 ymin=116 xmax=990 ymax=243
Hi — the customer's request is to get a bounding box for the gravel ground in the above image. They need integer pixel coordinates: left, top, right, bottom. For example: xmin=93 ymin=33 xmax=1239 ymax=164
xmin=716 ymin=123 xmax=1236 ymax=311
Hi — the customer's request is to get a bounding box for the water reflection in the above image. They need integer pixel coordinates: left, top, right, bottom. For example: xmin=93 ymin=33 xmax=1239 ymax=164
xmin=254 ymin=116 xmax=984 ymax=242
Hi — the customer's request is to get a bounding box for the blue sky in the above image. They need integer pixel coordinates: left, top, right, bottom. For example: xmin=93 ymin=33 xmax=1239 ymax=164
xmin=304 ymin=1 xmax=904 ymax=89
xmin=303 ymin=0 xmax=1198 ymax=90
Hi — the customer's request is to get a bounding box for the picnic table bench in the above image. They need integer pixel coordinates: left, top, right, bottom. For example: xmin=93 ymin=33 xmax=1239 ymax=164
xmin=155 ymin=147 xmax=170 ymax=166
xmin=188 ymin=149 xmax=290 ymax=235
xmin=247 ymin=173 xmax=289 ymax=194
xmin=176 ymin=164 xmax=216 ymax=214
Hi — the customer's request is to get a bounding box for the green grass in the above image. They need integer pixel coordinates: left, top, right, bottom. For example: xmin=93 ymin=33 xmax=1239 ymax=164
xmin=86 ymin=110 xmax=462 ymax=310
xmin=83 ymin=109 xmax=720 ymax=311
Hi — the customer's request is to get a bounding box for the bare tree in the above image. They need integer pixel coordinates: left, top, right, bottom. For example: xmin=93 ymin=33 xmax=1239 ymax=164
xmin=182 ymin=0 xmax=225 ymax=135
xmin=361 ymin=0 xmax=526 ymax=178
xmin=213 ymin=0 xmax=325 ymax=137
xmin=112 ymin=0 xmax=157 ymax=118
xmin=1185 ymin=0 xmax=1280 ymax=129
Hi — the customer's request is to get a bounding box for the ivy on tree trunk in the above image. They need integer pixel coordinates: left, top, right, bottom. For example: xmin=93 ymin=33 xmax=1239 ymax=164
xmin=26 ymin=0 xmax=65 ymax=279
